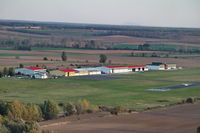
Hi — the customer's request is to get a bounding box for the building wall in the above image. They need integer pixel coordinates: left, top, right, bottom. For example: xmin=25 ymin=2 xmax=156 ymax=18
xmin=15 ymin=68 xmax=34 ymax=75
xmin=89 ymin=71 xmax=101 ymax=75
xmin=167 ymin=64 xmax=177 ymax=70
xmin=147 ymin=65 xmax=161 ymax=70
xmin=96 ymin=67 xmax=111 ymax=74
xmin=68 ymin=72 xmax=77 ymax=77
xmin=34 ymin=73 xmax=48 ymax=79
xmin=112 ymin=68 xmax=130 ymax=73
xmin=50 ymin=70 xmax=65 ymax=76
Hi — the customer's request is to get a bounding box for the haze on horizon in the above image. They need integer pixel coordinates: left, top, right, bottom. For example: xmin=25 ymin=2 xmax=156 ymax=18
xmin=0 ymin=0 xmax=200 ymax=28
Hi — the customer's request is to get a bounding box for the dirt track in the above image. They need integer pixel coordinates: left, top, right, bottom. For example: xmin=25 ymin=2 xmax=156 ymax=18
xmin=41 ymin=103 xmax=200 ymax=133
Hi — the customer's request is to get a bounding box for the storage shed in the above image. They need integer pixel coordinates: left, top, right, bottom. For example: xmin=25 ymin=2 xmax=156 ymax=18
xmin=147 ymin=62 xmax=177 ymax=70
xmin=97 ymin=65 xmax=148 ymax=74
xmin=50 ymin=69 xmax=78 ymax=77
xmin=15 ymin=67 xmax=46 ymax=76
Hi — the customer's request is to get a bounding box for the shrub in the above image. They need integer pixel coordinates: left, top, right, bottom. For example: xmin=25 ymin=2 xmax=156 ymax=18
xmin=43 ymin=57 xmax=48 ymax=61
xmin=186 ymin=97 xmax=196 ymax=103
xmin=6 ymin=100 xmax=27 ymax=120
xmin=25 ymin=104 xmax=43 ymax=121
xmin=42 ymin=100 xmax=59 ymax=120
xmin=0 ymin=124 xmax=10 ymax=133
xmin=75 ymin=99 xmax=98 ymax=114
xmin=64 ymin=102 xmax=77 ymax=116
xmin=197 ymin=126 xmax=200 ymax=133
xmin=0 ymin=101 xmax=8 ymax=116
xmin=3 ymin=119 xmax=39 ymax=133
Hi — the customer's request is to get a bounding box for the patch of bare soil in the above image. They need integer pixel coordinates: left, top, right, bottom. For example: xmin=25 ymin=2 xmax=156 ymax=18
xmin=41 ymin=103 xmax=200 ymax=133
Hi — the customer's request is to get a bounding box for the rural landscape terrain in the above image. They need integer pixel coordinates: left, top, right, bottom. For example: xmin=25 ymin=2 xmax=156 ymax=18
xmin=0 ymin=20 xmax=200 ymax=133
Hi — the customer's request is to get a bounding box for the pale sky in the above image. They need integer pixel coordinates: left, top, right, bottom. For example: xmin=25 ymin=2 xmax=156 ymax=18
xmin=0 ymin=0 xmax=200 ymax=28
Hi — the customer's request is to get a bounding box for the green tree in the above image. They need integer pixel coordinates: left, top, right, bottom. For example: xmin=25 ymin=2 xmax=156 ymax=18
xmin=42 ymin=100 xmax=59 ymax=120
xmin=3 ymin=67 xmax=8 ymax=76
xmin=61 ymin=51 xmax=67 ymax=61
xmin=43 ymin=57 xmax=48 ymax=61
xmin=0 ymin=71 xmax=3 ymax=78
xmin=8 ymin=68 xmax=14 ymax=76
xmin=19 ymin=64 xmax=24 ymax=68
xmin=99 ymin=54 xmax=107 ymax=64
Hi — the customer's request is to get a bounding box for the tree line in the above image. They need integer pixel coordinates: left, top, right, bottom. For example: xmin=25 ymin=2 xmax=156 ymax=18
xmin=0 ymin=99 xmax=98 ymax=133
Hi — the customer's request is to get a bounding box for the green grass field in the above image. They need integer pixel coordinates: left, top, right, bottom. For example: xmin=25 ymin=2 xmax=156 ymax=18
xmin=113 ymin=44 xmax=200 ymax=52
xmin=0 ymin=67 xmax=200 ymax=109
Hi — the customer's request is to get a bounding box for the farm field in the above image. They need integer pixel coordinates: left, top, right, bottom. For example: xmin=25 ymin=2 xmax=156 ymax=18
xmin=41 ymin=103 xmax=200 ymax=133
xmin=0 ymin=48 xmax=200 ymax=70
xmin=0 ymin=67 xmax=200 ymax=109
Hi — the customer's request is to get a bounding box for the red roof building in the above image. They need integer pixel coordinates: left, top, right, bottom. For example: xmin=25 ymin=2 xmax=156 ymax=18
xmin=60 ymin=69 xmax=78 ymax=72
xmin=25 ymin=67 xmax=45 ymax=70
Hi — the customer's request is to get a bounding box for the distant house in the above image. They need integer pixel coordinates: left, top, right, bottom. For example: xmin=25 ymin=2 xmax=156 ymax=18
xmin=15 ymin=67 xmax=47 ymax=79
xmin=147 ymin=62 xmax=177 ymax=70
xmin=97 ymin=65 xmax=148 ymax=74
xmin=50 ymin=69 xmax=78 ymax=77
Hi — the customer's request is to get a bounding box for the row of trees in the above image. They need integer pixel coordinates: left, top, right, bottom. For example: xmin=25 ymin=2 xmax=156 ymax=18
xmin=61 ymin=51 xmax=108 ymax=64
xmin=0 ymin=67 xmax=15 ymax=78
xmin=0 ymin=99 xmax=97 ymax=133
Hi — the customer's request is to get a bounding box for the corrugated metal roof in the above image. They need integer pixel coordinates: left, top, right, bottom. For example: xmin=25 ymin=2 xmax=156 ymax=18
xmin=60 ymin=69 xmax=78 ymax=72
xmin=25 ymin=67 xmax=45 ymax=70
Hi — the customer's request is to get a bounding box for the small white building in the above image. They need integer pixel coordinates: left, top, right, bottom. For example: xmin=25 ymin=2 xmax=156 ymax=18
xmin=15 ymin=67 xmax=47 ymax=79
xmin=147 ymin=62 xmax=177 ymax=70
xmin=97 ymin=65 xmax=148 ymax=74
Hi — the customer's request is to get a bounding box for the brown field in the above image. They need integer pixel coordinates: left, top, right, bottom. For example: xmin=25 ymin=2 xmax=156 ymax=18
xmin=41 ymin=103 xmax=200 ymax=133
xmin=1 ymin=48 xmax=200 ymax=70
xmin=1 ymin=49 xmax=200 ymax=70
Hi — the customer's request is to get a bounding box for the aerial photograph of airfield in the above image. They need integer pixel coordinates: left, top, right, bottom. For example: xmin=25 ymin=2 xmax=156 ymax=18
xmin=0 ymin=0 xmax=200 ymax=133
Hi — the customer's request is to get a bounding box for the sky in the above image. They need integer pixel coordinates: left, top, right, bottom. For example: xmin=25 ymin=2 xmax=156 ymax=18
xmin=0 ymin=0 xmax=200 ymax=28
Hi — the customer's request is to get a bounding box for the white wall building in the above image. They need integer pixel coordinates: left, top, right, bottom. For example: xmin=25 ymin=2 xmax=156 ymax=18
xmin=97 ymin=65 xmax=148 ymax=74
xmin=15 ymin=67 xmax=47 ymax=79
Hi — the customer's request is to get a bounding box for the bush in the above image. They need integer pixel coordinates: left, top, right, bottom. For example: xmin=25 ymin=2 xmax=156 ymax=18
xmin=6 ymin=100 xmax=27 ymax=120
xmin=197 ymin=126 xmax=200 ymax=133
xmin=186 ymin=97 xmax=196 ymax=103
xmin=63 ymin=102 xmax=77 ymax=116
xmin=42 ymin=100 xmax=59 ymax=120
xmin=3 ymin=119 xmax=39 ymax=133
xmin=75 ymin=99 xmax=98 ymax=114
xmin=25 ymin=104 xmax=43 ymax=121
xmin=0 ymin=101 xmax=8 ymax=116
xmin=43 ymin=57 xmax=48 ymax=61
xmin=0 ymin=124 xmax=10 ymax=133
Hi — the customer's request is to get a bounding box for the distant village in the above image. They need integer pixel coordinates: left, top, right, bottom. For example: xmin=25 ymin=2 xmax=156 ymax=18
xmin=14 ymin=62 xmax=177 ymax=79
